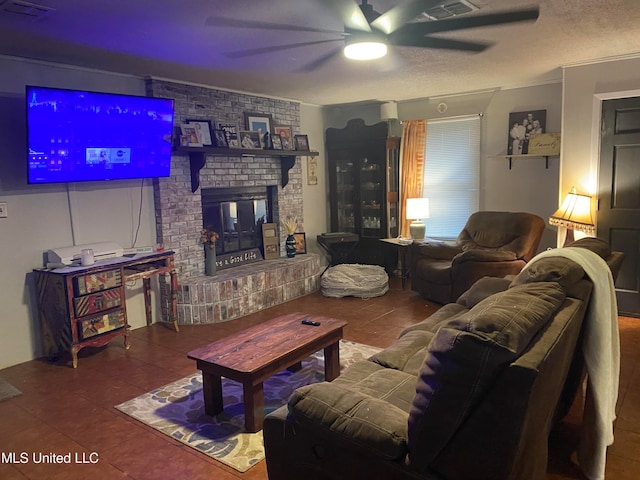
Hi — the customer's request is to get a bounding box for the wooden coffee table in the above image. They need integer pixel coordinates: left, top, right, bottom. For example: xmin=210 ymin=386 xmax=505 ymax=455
xmin=187 ymin=312 xmax=348 ymax=432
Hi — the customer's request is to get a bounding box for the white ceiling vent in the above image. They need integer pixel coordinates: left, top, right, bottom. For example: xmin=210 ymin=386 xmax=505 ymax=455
xmin=420 ymin=1 xmax=479 ymax=21
xmin=0 ymin=0 xmax=55 ymax=19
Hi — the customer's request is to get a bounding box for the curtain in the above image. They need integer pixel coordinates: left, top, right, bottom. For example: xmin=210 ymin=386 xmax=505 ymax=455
xmin=399 ymin=119 xmax=427 ymax=238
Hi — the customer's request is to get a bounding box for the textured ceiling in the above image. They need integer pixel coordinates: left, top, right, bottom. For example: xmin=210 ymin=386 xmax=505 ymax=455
xmin=0 ymin=0 xmax=639 ymax=106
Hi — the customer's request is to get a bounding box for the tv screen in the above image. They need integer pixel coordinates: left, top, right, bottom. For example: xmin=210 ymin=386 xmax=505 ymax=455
xmin=26 ymin=85 xmax=175 ymax=184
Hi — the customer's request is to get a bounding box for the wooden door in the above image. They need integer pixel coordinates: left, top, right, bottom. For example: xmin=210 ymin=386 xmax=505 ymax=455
xmin=599 ymin=96 xmax=640 ymax=316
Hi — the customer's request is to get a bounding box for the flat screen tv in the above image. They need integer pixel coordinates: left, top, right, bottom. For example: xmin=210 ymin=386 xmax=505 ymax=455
xmin=26 ymin=85 xmax=175 ymax=184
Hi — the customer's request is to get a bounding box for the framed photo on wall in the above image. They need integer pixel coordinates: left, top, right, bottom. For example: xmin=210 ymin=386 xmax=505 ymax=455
xmin=307 ymin=156 xmax=318 ymax=185
xmin=185 ymin=119 xmax=213 ymax=146
xmin=274 ymin=126 xmax=293 ymax=150
xmin=507 ymin=110 xmax=546 ymax=155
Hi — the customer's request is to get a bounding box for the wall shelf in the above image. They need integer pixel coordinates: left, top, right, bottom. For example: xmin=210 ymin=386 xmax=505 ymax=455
xmin=175 ymin=146 xmax=319 ymax=192
xmin=491 ymin=153 xmax=558 ymax=170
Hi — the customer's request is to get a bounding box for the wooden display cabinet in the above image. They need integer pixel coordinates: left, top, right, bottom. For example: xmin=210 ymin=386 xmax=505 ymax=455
xmin=326 ymin=119 xmax=399 ymax=271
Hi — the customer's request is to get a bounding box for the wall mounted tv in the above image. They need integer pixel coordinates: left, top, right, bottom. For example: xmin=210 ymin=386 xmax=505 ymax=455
xmin=26 ymin=85 xmax=175 ymax=184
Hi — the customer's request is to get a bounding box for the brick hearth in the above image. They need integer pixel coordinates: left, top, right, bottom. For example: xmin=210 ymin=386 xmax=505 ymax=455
xmin=177 ymin=254 xmax=320 ymax=324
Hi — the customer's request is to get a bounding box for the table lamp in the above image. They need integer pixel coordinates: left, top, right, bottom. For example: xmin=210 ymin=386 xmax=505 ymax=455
xmin=406 ymin=197 xmax=430 ymax=241
xmin=548 ymin=187 xmax=595 ymax=246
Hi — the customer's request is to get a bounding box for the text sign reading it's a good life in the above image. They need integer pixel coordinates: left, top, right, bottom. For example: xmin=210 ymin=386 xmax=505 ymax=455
xmin=216 ymin=248 xmax=263 ymax=270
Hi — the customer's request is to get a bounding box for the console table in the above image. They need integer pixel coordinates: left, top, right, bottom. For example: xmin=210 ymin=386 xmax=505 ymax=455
xmin=34 ymin=251 xmax=179 ymax=368
xmin=317 ymin=232 xmax=359 ymax=274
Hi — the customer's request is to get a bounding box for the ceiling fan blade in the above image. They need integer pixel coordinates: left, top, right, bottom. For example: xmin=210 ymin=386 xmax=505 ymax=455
xmin=296 ymin=46 xmax=343 ymax=72
xmin=404 ymin=7 xmax=540 ymax=35
xmin=206 ymin=16 xmax=346 ymax=35
xmin=371 ymin=0 xmax=440 ymax=34
xmin=224 ymin=39 xmax=343 ymax=59
xmin=391 ymin=34 xmax=489 ymax=52
xmin=318 ymin=0 xmax=371 ymax=32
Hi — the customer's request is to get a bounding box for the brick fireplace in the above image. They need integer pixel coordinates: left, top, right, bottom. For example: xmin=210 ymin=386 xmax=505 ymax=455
xmin=146 ymin=79 xmax=320 ymax=324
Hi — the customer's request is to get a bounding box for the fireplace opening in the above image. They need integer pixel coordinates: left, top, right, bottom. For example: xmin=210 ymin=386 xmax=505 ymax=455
xmin=202 ymin=186 xmax=276 ymax=256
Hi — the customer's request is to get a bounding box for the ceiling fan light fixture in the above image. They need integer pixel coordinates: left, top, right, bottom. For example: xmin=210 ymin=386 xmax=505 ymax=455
xmin=344 ymin=41 xmax=387 ymax=60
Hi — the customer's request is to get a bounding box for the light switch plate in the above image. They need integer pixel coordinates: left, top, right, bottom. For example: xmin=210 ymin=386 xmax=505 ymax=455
xmin=0 ymin=202 xmax=7 ymax=218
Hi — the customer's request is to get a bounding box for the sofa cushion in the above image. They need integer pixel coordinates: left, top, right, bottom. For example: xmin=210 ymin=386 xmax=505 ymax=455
xmin=510 ymin=256 xmax=585 ymax=289
xmin=369 ymin=330 xmax=434 ymax=372
xmin=288 ymin=380 xmax=410 ymax=460
xmin=456 ymin=276 xmax=512 ymax=308
xmin=407 ymin=282 xmax=566 ymax=472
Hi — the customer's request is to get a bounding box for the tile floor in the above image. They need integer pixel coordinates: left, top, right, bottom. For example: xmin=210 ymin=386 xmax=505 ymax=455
xmin=0 ymin=276 xmax=639 ymax=479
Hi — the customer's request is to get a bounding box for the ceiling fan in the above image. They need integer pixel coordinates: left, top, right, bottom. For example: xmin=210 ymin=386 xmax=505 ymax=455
xmin=206 ymin=0 xmax=539 ymax=71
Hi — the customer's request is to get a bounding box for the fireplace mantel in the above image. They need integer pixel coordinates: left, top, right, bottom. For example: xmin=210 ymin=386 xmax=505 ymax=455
xmin=176 ymin=146 xmax=319 ymax=192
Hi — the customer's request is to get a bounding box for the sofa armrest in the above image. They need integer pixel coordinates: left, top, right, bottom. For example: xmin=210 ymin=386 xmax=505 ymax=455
xmin=452 ymin=249 xmax=519 ymax=265
xmin=288 ymin=382 xmax=409 ymax=460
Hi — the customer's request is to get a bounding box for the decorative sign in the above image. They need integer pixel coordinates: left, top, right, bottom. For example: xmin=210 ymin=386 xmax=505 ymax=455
xmin=528 ymin=133 xmax=561 ymax=155
xmin=215 ymin=248 xmax=263 ymax=271
xmin=262 ymin=223 xmax=280 ymax=260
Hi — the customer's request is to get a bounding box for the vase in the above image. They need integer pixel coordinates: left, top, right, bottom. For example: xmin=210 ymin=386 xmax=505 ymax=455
xmin=205 ymin=246 xmax=217 ymax=275
xmin=285 ymin=234 xmax=296 ymax=258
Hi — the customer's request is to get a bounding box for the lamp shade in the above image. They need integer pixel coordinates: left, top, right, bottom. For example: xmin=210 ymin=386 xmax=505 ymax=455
xmin=406 ymin=198 xmax=430 ymax=220
xmin=380 ymin=101 xmax=398 ymax=121
xmin=548 ymin=187 xmax=595 ymax=235
xmin=406 ymin=198 xmax=430 ymax=241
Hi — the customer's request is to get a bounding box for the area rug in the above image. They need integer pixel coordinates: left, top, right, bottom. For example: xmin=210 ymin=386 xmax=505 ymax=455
xmin=115 ymin=340 xmax=381 ymax=472
xmin=0 ymin=377 xmax=22 ymax=402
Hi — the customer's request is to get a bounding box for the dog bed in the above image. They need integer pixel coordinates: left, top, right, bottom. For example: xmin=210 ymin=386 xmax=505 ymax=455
xmin=321 ymin=264 xmax=389 ymax=298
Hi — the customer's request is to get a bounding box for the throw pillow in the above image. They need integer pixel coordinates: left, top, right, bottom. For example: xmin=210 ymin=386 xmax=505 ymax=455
xmin=456 ymin=276 xmax=512 ymax=308
xmin=510 ymin=256 xmax=584 ymax=289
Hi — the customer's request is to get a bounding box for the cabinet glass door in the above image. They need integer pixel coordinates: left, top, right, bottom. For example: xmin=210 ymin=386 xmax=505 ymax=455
xmin=359 ymin=156 xmax=383 ymax=238
xmin=335 ymin=157 xmax=356 ymax=233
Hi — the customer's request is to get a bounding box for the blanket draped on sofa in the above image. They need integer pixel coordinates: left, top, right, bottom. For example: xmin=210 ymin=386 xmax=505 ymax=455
xmin=528 ymin=247 xmax=619 ymax=480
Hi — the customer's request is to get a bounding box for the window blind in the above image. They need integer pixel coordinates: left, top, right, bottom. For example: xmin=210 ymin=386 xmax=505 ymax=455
xmin=422 ymin=115 xmax=480 ymax=238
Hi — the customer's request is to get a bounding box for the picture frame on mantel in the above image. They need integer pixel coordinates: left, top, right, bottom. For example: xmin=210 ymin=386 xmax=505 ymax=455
xmin=271 ymin=134 xmax=283 ymax=150
xmin=180 ymin=124 xmax=202 ymax=147
xmin=185 ymin=118 xmax=213 ymax=146
xmin=244 ymin=112 xmax=274 ymax=142
xmin=239 ymin=130 xmax=261 ymax=149
xmin=294 ymin=134 xmax=310 ymax=151
xmin=217 ymin=122 xmax=239 ymax=148
xmin=213 ymin=130 xmax=228 ymax=148
xmin=274 ymin=126 xmax=292 ymax=150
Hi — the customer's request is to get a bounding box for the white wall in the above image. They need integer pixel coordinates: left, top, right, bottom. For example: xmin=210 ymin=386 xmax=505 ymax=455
xmin=0 ymin=57 xmax=160 ymax=368
xmin=300 ymin=104 xmax=328 ymax=261
xmin=482 ymin=83 xmax=563 ymax=250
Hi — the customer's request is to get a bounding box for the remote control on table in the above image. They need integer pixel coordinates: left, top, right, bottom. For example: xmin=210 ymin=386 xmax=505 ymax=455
xmin=301 ymin=319 xmax=321 ymax=326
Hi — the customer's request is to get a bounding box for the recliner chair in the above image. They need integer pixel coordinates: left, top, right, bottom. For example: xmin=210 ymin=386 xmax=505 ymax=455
xmin=409 ymin=211 xmax=546 ymax=304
